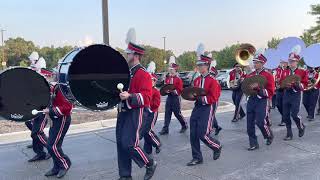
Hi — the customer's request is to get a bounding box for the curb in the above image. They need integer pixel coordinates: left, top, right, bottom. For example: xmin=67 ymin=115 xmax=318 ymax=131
xmin=0 ymin=101 xmax=234 ymax=145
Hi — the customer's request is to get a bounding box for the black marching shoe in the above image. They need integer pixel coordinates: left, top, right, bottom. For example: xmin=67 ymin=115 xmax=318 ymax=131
xmin=299 ymin=125 xmax=305 ymax=137
xmin=118 ymin=177 xmax=133 ymax=180
xmin=144 ymin=161 xmax=157 ymax=180
xmin=179 ymin=126 xmax=188 ymax=133
xmin=283 ymin=136 xmax=293 ymax=141
xmin=186 ymin=159 xmax=203 ymax=166
xmin=239 ymin=114 xmax=246 ymax=120
xmin=213 ymin=147 xmax=222 ymax=160
xmin=28 ymin=154 xmax=47 ymax=162
xmin=45 ymin=153 xmax=51 ymax=160
xmin=57 ymin=168 xmax=69 ymax=178
xmin=231 ymin=118 xmax=239 ymax=122
xmin=156 ymin=147 xmax=161 ymax=154
xmin=247 ymin=144 xmax=259 ymax=151
xmin=266 ymin=136 xmax=274 ymax=145
xmin=159 ymin=128 xmax=169 ymax=135
xmin=278 ymin=122 xmax=285 ymax=126
xmin=215 ymin=127 xmax=222 ymax=136
xmin=44 ymin=168 xmax=59 ymax=177
xmin=308 ymin=117 xmax=314 ymax=122
xmin=26 ymin=144 xmax=33 ymax=149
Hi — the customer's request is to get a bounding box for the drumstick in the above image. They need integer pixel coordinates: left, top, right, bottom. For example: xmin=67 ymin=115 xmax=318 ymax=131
xmin=117 ymin=83 xmax=124 ymax=93
xmin=31 ymin=109 xmax=44 ymax=115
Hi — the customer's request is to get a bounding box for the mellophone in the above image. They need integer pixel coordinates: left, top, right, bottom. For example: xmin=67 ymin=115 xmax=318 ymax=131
xmin=0 ymin=44 xmax=130 ymax=122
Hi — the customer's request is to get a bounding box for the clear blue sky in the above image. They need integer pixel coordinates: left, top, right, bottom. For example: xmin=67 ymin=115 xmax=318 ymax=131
xmin=0 ymin=0 xmax=318 ymax=55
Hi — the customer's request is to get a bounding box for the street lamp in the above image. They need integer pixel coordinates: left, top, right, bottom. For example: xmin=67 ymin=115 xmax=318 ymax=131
xmin=163 ymin=37 xmax=166 ymax=71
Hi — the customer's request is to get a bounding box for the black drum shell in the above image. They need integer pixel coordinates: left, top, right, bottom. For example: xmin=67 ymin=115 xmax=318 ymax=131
xmin=0 ymin=67 xmax=50 ymax=121
xmin=58 ymin=44 xmax=130 ymax=111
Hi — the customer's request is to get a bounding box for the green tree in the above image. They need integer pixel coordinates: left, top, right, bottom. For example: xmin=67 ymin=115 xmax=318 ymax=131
xmin=39 ymin=45 xmax=73 ymax=69
xmin=267 ymin=37 xmax=281 ymax=48
xmin=4 ymin=37 xmax=38 ymax=66
xmin=300 ymin=31 xmax=316 ymax=46
xmin=141 ymin=45 xmax=174 ymax=72
xmin=214 ymin=44 xmax=239 ymax=69
xmin=308 ymin=4 xmax=320 ymax=41
xmin=176 ymin=51 xmax=197 ymax=71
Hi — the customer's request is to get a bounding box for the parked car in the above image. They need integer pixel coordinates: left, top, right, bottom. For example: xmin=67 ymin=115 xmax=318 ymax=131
xmin=216 ymin=69 xmax=231 ymax=89
xmin=156 ymin=72 xmax=167 ymax=87
xmin=179 ymin=71 xmax=200 ymax=87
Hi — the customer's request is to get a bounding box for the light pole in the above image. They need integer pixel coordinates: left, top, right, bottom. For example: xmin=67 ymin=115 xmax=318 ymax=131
xmin=163 ymin=37 xmax=166 ymax=71
xmin=1 ymin=29 xmax=6 ymax=69
xmin=102 ymin=0 xmax=109 ymax=45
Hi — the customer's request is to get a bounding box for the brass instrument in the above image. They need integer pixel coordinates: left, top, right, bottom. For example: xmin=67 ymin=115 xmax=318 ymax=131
xmin=305 ymin=70 xmax=320 ymax=91
xmin=230 ymin=71 xmax=243 ymax=89
xmin=235 ymin=44 xmax=256 ymax=66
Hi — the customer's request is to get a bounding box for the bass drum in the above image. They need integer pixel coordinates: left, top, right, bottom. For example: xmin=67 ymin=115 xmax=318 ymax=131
xmin=58 ymin=44 xmax=130 ymax=111
xmin=0 ymin=67 xmax=50 ymax=121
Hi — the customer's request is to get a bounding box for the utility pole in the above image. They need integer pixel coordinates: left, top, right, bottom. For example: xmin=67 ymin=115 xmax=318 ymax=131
xmin=102 ymin=0 xmax=109 ymax=45
xmin=1 ymin=29 xmax=6 ymax=69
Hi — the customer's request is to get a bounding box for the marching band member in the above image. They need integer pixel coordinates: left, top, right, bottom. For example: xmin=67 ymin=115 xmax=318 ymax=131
xmin=302 ymin=66 xmax=320 ymax=121
xmin=187 ymin=44 xmax=222 ymax=166
xmin=159 ymin=57 xmax=187 ymax=135
xmin=43 ymin=72 xmax=73 ymax=178
xmin=280 ymin=46 xmax=307 ymax=141
xmin=275 ymin=61 xmax=289 ymax=126
xmin=142 ymin=61 xmax=161 ymax=155
xmin=229 ymin=63 xmax=246 ymax=122
xmin=246 ymin=50 xmax=275 ymax=151
xmin=210 ymin=65 xmax=222 ymax=135
xmin=28 ymin=54 xmax=51 ymax=162
xmin=116 ymin=28 xmax=157 ymax=180
xmin=143 ymin=73 xmax=162 ymax=155
xmin=25 ymin=51 xmax=40 ymax=149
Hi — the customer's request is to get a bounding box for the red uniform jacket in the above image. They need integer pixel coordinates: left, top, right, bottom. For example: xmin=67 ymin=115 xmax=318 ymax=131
xmin=126 ymin=64 xmax=152 ymax=109
xmin=165 ymin=74 xmax=183 ymax=96
xmin=279 ymin=68 xmax=308 ymax=92
xmin=246 ymin=69 xmax=275 ymax=99
xmin=49 ymin=85 xmax=73 ymax=117
xmin=150 ymin=87 xmax=161 ymax=112
xmin=193 ymin=73 xmax=221 ymax=105
xmin=229 ymin=69 xmax=246 ymax=82
xmin=275 ymin=67 xmax=288 ymax=87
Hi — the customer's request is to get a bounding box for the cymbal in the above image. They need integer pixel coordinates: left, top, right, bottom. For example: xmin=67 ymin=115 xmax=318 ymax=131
xmin=160 ymin=84 xmax=176 ymax=96
xmin=181 ymin=87 xmax=207 ymax=101
xmin=280 ymin=75 xmax=301 ymax=89
xmin=241 ymin=75 xmax=267 ymax=96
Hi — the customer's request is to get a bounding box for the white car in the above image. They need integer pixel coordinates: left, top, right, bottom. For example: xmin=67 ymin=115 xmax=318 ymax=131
xmin=216 ymin=69 xmax=232 ymax=89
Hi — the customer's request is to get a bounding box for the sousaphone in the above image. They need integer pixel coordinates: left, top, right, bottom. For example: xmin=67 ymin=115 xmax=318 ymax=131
xmin=301 ymin=43 xmax=320 ymax=90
